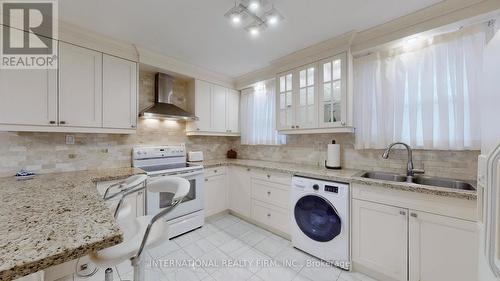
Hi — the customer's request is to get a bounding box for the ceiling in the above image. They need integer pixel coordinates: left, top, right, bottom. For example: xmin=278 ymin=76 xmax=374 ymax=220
xmin=59 ymin=0 xmax=442 ymax=78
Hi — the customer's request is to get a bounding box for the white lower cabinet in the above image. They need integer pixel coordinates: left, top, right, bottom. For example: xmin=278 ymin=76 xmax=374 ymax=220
xmin=352 ymin=198 xmax=478 ymax=281
xmin=352 ymin=199 xmax=408 ymax=281
xmin=408 ymin=210 xmax=478 ymax=281
xmin=228 ymin=166 xmax=252 ymax=218
xmin=250 ymin=170 xmax=291 ymax=236
xmin=204 ymin=168 xmax=228 ymax=217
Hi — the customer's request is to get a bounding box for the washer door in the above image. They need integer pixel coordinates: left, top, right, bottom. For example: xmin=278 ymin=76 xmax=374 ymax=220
xmin=294 ymin=195 xmax=341 ymax=242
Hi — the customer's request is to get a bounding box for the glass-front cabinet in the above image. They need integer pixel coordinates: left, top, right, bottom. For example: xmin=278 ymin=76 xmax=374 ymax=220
xmin=277 ymin=71 xmax=294 ymax=130
xmin=295 ymin=64 xmax=318 ymax=129
xmin=319 ymin=53 xmax=347 ymax=127
xmin=276 ymin=52 xmax=350 ymax=133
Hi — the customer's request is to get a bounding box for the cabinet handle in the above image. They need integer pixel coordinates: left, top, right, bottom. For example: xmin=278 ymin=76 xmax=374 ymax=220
xmin=410 ymin=213 xmax=418 ymax=218
xmin=246 ymin=168 xmax=251 ymax=172
xmin=49 ymin=121 xmax=56 ymax=124
xmin=59 ymin=121 xmax=66 ymax=125
xmin=138 ymin=191 xmax=142 ymax=196
xmin=214 ymin=170 xmax=218 ymax=173
xmin=267 ymin=213 xmax=271 ymax=218
xmin=267 ymin=191 xmax=271 ymax=195
xmin=228 ymin=130 xmax=232 ymax=132
xmin=341 ymin=122 xmax=346 ymax=126
xmin=291 ymin=125 xmax=295 ymax=129
xmin=205 ymin=178 xmax=208 ymax=182
xmin=296 ymin=125 xmax=300 ymax=129
xmin=399 ymin=210 xmax=406 ymax=216
xmin=197 ymin=128 xmax=200 ymax=131
xmin=131 ymin=125 xmax=136 ymax=128
xmin=266 ymin=174 xmax=270 ymax=178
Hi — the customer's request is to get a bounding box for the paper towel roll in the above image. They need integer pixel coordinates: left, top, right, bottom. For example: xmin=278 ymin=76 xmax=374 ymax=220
xmin=326 ymin=142 xmax=341 ymax=169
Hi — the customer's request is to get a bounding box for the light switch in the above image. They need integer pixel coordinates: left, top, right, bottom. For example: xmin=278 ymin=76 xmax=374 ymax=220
xmin=65 ymin=135 xmax=75 ymax=145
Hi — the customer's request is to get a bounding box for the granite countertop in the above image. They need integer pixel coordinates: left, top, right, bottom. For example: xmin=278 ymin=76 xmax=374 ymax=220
xmin=201 ymin=159 xmax=477 ymax=200
xmin=0 ymin=167 xmax=145 ymax=281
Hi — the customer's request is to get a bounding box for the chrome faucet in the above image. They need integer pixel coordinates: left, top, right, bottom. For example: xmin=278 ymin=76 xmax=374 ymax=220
xmin=382 ymin=142 xmax=424 ymax=178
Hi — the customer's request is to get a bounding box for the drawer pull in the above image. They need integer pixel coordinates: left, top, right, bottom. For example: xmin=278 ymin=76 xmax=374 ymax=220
xmin=205 ymin=178 xmax=208 ymax=182
xmin=49 ymin=120 xmax=56 ymax=124
xmin=266 ymin=174 xmax=270 ymax=178
xmin=247 ymin=168 xmax=251 ymax=172
xmin=399 ymin=210 xmax=406 ymax=216
xmin=267 ymin=213 xmax=271 ymax=218
xmin=410 ymin=213 xmax=418 ymax=218
xmin=214 ymin=170 xmax=218 ymax=173
xmin=267 ymin=191 xmax=271 ymax=195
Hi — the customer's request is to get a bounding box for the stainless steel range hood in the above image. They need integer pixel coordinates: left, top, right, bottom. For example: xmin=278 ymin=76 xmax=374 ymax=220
xmin=139 ymin=73 xmax=198 ymax=121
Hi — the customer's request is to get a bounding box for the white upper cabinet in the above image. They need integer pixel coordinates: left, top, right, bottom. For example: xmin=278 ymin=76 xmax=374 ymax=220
xmin=211 ymin=84 xmax=227 ymax=132
xmin=59 ymin=42 xmax=103 ymax=128
xmin=276 ymin=51 xmax=353 ymax=134
xmin=192 ymin=80 xmax=212 ymax=131
xmin=295 ymin=64 xmax=318 ymax=129
xmin=318 ymin=53 xmax=347 ymax=128
xmin=226 ymin=89 xmax=240 ymax=133
xmin=0 ymin=68 xmax=57 ymax=126
xmin=277 ymin=72 xmax=294 ymax=130
xmin=187 ymin=79 xmax=240 ymax=136
xmin=102 ymin=54 xmax=138 ymax=129
xmin=0 ymin=38 xmax=138 ymax=134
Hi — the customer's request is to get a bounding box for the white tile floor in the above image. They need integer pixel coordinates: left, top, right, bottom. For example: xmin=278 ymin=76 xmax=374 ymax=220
xmin=72 ymin=213 xmax=378 ymax=281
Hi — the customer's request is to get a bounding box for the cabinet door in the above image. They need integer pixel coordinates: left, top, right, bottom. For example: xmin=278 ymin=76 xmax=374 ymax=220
xmin=194 ymin=80 xmax=212 ymax=131
xmin=228 ymin=166 xmax=252 ymax=217
xmin=58 ymin=42 xmax=102 ymax=127
xmin=102 ymin=54 xmax=138 ymax=129
xmin=294 ymin=64 xmax=318 ymax=129
xmin=318 ymin=53 xmax=347 ymax=127
xmin=0 ymin=68 xmax=57 ymax=126
xmin=204 ymin=174 xmax=228 ymax=217
xmin=409 ymin=211 xmax=478 ymax=281
xmin=211 ymin=84 xmax=227 ymax=132
xmin=276 ymin=72 xmax=294 ymax=130
xmin=226 ymin=89 xmax=240 ymax=133
xmin=352 ymin=199 xmax=408 ymax=281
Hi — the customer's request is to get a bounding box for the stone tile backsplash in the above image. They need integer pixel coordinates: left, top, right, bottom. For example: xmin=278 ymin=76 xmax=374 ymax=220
xmin=232 ymin=134 xmax=479 ymax=181
xmin=0 ymin=71 xmax=479 ymax=180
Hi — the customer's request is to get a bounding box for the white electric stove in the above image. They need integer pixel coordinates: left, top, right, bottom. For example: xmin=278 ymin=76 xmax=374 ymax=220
xmin=132 ymin=144 xmax=204 ymax=238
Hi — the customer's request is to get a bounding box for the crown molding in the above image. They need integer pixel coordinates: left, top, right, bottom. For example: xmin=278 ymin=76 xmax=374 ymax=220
xmin=59 ymin=21 xmax=139 ymax=61
xmin=351 ymin=0 xmax=500 ymax=52
xmin=136 ymin=47 xmax=235 ymax=89
xmin=235 ymin=0 xmax=500 ymax=89
xmin=58 ymin=21 xmax=235 ymax=88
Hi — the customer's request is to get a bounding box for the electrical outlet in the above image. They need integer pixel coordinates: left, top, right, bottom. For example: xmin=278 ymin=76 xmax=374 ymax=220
xmin=65 ymin=135 xmax=75 ymax=145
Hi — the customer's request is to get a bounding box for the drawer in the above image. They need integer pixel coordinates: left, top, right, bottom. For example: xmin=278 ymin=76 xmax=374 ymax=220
xmin=252 ymin=200 xmax=290 ymax=235
xmin=251 ymin=170 xmax=292 ymax=185
xmin=251 ymin=179 xmax=290 ymax=209
xmin=204 ymin=166 xmax=226 ymax=177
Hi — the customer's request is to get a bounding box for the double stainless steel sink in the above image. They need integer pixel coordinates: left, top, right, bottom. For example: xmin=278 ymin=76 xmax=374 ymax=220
xmin=359 ymin=171 xmax=476 ymax=191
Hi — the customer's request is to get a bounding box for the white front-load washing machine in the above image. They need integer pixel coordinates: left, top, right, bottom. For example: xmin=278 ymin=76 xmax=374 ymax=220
xmin=291 ymin=176 xmax=349 ymax=270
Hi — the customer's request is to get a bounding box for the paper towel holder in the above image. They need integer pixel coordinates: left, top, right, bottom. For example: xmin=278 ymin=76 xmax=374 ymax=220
xmin=325 ymin=140 xmax=342 ymax=170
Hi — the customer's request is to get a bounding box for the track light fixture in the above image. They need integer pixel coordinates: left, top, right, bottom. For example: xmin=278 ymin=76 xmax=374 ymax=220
xmin=224 ymin=0 xmax=284 ymax=37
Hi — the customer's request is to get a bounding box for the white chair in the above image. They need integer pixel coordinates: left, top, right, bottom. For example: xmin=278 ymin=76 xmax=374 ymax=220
xmin=90 ymin=176 xmax=190 ymax=281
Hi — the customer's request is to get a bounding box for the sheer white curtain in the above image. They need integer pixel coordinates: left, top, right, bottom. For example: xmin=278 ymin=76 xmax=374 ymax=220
xmin=354 ymin=26 xmax=486 ymax=150
xmin=240 ymin=79 xmax=286 ymax=145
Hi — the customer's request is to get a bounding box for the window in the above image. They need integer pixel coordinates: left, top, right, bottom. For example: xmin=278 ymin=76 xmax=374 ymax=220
xmin=354 ymin=25 xmax=486 ymax=150
xmin=241 ymin=79 xmax=286 ymax=145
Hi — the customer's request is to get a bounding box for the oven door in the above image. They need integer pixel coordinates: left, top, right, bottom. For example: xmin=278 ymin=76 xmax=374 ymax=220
xmin=146 ymin=169 xmax=204 ymax=221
